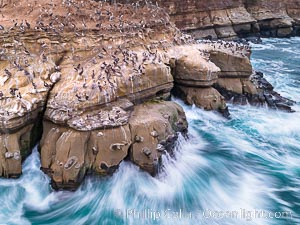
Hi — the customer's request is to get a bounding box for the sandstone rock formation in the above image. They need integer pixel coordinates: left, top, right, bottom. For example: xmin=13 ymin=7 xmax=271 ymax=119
xmin=0 ymin=0 xmax=191 ymax=189
xmin=41 ymin=101 xmax=187 ymax=189
xmin=196 ymin=40 xmax=295 ymax=111
xmin=128 ymin=102 xmax=187 ymax=175
xmin=0 ymin=0 xmax=295 ymax=189
xmin=134 ymin=0 xmax=300 ymax=39
xmin=201 ymin=40 xmax=258 ymax=105
xmin=167 ymin=45 xmax=228 ymax=116
xmin=167 ymin=40 xmax=294 ymax=113
xmin=0 ymin=124 xmax=40 ymax=177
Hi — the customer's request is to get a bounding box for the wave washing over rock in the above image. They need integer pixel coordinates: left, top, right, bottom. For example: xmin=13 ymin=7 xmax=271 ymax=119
xmin=0 ymin=0 xmax=300 ymax=224
xmin=0 ymin=1 xmax=299 ymax=223
xmin=0 ymin=0 xmax=296 ymax=189
xmin=0 ymin=37 xmax=299 ymax=225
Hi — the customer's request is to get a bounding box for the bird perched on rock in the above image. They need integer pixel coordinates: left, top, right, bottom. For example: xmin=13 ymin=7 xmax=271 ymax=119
xmin=4 ymin=69 xmax=12 ymax=77
xmin=10 ymin=88 xmax=18 ymax=96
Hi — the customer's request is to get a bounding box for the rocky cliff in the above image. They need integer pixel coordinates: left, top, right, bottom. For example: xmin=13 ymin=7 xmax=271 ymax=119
xmin=0 ymin=0 xmax=294 ymax=189
xmin=0 ymin=0 xmax=191 ymax=189
xmin=124 ymin=0 xmax=300 ymax=39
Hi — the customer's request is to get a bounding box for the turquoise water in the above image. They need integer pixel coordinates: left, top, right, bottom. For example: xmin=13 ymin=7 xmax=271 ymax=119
xmin=0 ymin=38 xmax=300 ymax=225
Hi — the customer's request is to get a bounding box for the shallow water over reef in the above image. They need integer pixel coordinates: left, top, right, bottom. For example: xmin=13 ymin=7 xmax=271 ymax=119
xmin=0 ymin=38 xmax=300 ymax=225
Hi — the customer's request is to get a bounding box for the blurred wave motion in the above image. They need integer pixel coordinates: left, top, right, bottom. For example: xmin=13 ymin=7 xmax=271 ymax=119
xmin=0 ymin=38 xmax=300 ymax=225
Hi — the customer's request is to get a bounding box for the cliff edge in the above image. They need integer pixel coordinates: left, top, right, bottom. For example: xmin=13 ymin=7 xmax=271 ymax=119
xmin=119 ymin=0 xmax=300 ymax=39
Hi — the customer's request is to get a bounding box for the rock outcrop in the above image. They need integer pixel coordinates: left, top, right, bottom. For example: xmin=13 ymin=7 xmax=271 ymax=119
xmin=41 ymin=101 xmax=187 ymax=190
xmin=0 ymin=124 xmax=41 ymax=177
xmin=167 ymin=45 xmax=228 ymax=116
xmin=0 ymin=0 xmax=295 ymax=189
xmin=133 ymin=0 xmax=300 ymax=39
xmin=0 ymin=0 xmax=190 ymax=189
xmin=202 ymin=41 xmax=259 ymax=105
xmin=168 ymin=40 xmax=294 ymax=113
xmin=250 ymin=71 xmax=295 ymax=112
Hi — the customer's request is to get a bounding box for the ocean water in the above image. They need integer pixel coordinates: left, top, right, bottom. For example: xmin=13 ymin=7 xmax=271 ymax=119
xmin=0 ymin=37 xmax=299 ymax=225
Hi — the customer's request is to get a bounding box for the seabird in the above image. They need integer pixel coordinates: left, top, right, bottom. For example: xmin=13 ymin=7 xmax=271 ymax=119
xmin=4 ymin=69 xmax=12 ymax=77
xmin=10 ymin=88 xmax=18 ymax=96
xmin=44 ymin=81 xmax=50 ymax=87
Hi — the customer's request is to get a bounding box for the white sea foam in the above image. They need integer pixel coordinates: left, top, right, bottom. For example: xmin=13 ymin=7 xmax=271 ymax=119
xmin=0 ymin=38 xmax=300 ymax=225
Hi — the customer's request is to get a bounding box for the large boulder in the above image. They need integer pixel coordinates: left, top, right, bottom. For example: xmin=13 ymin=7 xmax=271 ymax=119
xmin=171 ymin=47 xmax=220 ymax=87
xmin=0 ymin=124 xmax=39 ymax=177
xmin=40 ymin=122 xmax=132 ymax=190
xmin=173 ymin=86 xmax=227 ymax=112
xmin=129 ymin=101 xmax=187 ymax=175
xmin=167 ymin=45 xmax=228 ymax=114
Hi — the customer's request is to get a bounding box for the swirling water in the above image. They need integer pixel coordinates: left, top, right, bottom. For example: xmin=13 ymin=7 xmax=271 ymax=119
xmin=0 ymin=38 xmax=300 ymax=225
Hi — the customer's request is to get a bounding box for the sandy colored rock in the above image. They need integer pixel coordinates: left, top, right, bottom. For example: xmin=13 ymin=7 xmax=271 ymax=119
xmin=214 ymin=26 xmax=237 ymax=39
xmin=227 ymin=7 xmax=256 ymax=25
xmin=88 ymin=126 xmax=131 ymax=175
xmin=193 ymin=40 xmax=275 ymax=109
xmin=0 ymin=53 xmax=59 ymax=132
xmin=0 ymin=0 xmax=191 ymax=132
xmin=0 ymin=125 xmax=35 ymax=177
xmin=168 ymin=46 xmax=220 ymax=87
xmin=217 ymin=78 xmax=243 ymax=94
xmin=241 ymin=79 xmax=259 ymax=95
xmin=129 ymin=101 xmax=187 ymax=175
xmin=166 ymin=41 xmax=257 ymax=116
xmin=210 ymin=10 xmax=232 ymax=27
xmin=214 ymin=77 xmax=260 ymax=104
xmin=0 ymin=0 xmax=194 ymax=182
xmin=1 ymin=0 xmax=297 ymax=188
xmin=166 ymin=43 xmax=231 ymax=115
xmin=171 ymin=11 xmax=213 ymax=31
xmin=41 ymin=101 xmax=187 ymax=189
xmin=44 ymin=49 xmax=174 ymax=129
xmin=133 ymin=0 xmax=300 ymax=38
xmin=173 ymin=86 xmax=226 ymax=111
xmin=205 ymin=44 xmax=252 ymax=78
xmin=51 ymin=130 xmax=89 ymax=187
xmin=40 ymin=121 xmax=132 ymax=189
xmin=287 ymin=7 xmax=300 ymax=25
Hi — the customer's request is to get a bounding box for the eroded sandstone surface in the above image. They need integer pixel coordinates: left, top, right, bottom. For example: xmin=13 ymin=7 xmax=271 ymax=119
xmin=41 ymin=101 xmax=187 ymax=189
xmin=0 ymin=0 xmax=295 ymax=189
xmin=121 ymin=0 xmax=300 ymax=39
